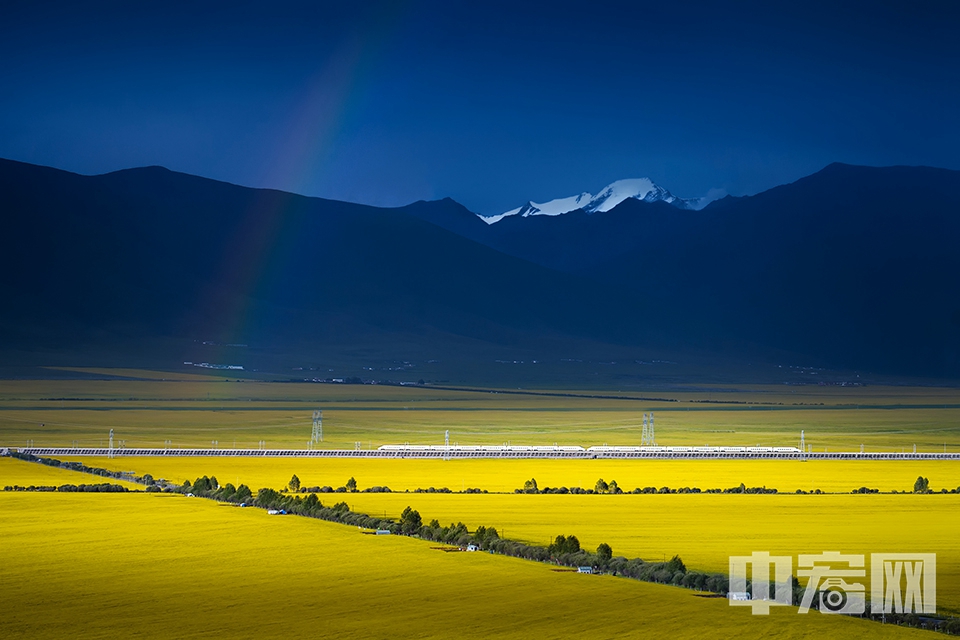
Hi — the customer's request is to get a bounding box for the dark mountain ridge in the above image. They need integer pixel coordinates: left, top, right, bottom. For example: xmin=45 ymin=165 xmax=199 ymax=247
xmin=0 ymin=158 xmax=652 ymax=373
xmin=3 ymin=158 xmax=959 ymax=379
xmin=431 ymin=162 xmax=960 ymax=377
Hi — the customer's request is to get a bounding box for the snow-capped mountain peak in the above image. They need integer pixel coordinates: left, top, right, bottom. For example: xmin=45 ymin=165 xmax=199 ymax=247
xmin=482 ymin=177 xmax=702 ymax=224
xmin=585 ymin=178 xmax=676 ymax=212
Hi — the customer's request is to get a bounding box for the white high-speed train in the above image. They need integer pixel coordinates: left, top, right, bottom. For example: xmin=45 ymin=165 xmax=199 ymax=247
xmin=377 ymin=444 xmax=586 ymax=452
xmin=587 ymin=446 xmax=801 ymax=453
xmin=376 ymin=444 xmax=802 ymax=453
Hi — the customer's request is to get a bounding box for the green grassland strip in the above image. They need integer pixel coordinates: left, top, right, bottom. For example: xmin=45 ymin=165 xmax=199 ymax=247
xmin=5 ymin=403 xmax=960 ymax=411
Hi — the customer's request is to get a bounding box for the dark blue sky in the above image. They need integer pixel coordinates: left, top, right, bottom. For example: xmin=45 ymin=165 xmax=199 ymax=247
xmin=2 ymin=1 xmax=958 ymax=214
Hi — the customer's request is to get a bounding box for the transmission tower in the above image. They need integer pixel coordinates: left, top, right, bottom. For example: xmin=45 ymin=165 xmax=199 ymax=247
xmin=444 ymin=430 xmax=450 ymax=461
xmin=108 ymin=429 xmax=115 ymax=458
xmin=311 ymin=409 xmax=323 ymax=445
xmin=640 ymin=413 xmax=656 ymax=446
xmin=799 ymin=430 xmax=806 ymax=461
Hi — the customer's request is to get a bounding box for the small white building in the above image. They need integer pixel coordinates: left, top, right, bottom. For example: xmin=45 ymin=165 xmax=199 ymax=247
xmin=729 ymin=592 xmax=751 ymax=601
xmin=577 ymin=566 xmax=593 ymax=574
xmin=466 ymin=543 xmax=479 ymax=552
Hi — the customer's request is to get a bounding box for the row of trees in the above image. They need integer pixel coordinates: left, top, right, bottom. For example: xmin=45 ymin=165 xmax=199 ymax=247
xmin=518 ymin=478 xmax=778 ymax=495
xmin=286 ymin=474 xmax=490 ymax=495
xmin=520 ymin=478 xmax=625 ymax=494
xmin=8 ymin=451 xmax=151 ymax=484
xmin=287 ymin=475 xmax=393 ymax=494
xmin=154 ymin=470 xmax=738 ymax=597
xmin=178 ymin=476 xmax=254 ymax=503
xmin=287 ymin=471 xmax=960 ymax=498
xmin=910 ymin=476 xmax=960 ymax=494
xmin=250 ymin=487 xmax=399 ymax=532
xmin=3 ymin=483 xmax=129 ymax=492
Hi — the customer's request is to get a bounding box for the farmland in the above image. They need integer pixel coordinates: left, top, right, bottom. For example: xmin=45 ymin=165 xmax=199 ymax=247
xmin=12 ymin=454 xmax=959 ymax=617
xmin=0 ymin=456 xmax=142 ymax=490
xmin=0 ymin=473 xmax=930 ymax=639
xmin=72 ymin=456 xmax=960 ymax=494
xmin=2 ymin=372 xmax=959 ymax=636
xmin=2 ymin=373 xmax=960 ymax=452
xmin=339 ymin=492 xmax=960 ymax=617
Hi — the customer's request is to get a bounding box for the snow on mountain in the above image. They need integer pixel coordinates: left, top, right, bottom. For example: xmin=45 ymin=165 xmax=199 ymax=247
xmin=583 ymin=178 xmax=678 ymax=212
xmin=482 ymin=178 xmax=703 ymax=224
xmin=482 ymin=192 xmax=592 ymax=225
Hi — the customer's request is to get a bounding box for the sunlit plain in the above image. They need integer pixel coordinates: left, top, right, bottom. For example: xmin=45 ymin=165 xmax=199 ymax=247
xmin=2 ymin=373 xmax=959 ymax=637
xmin=0 ymin=489 xmax=930 ymax=639
xmin=2 ymin=375 xmax=960 ymax=452
xmin=74 ymin=456 xmax=960 ymax=494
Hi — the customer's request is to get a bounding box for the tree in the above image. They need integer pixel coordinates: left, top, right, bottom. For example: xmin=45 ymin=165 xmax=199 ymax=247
xmin=666 ymin=555 xmax=686 ymax=574
xmin=219 ymin=483 xmax=236 ymax=501
xmin=523 ymin=478 xmax=539 ymax=493
xmin=914 ymin=476 xmax=930 ymax=493
xmin=597 ymin=543 xmax=613 ymax=562
xmin=346 ymin=477 xmax=358 ymax=492
xmin=255 ymin=487 xmax=282 ymax=508
xmin=549 ymin=534 xmax=581 ymax=556
xmin=595 ymin=478 xmax=609 ymax=493
xmin=400 ymin=506 xmax=422 ymax=534
xmin=550 ymin=535 xmax=567 ymax=556
xmin=289 ymin=474 xmax=301 ymax=492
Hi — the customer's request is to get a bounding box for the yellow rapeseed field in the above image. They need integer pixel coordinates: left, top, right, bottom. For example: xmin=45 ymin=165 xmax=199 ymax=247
xmin=75 ymin=455 xmax=960 ymax=494
xmin=3 ymin=375 xmax=958 ymax=634
xmin=48 ymin=456 xmax=960 ymax=615
xmin=339 ymin=492 xmax=960 ymax=615
xmin=0 ymin=491 xmax=929 ymax=639
xmin=0 ymin=456 xmax=142 ymax=489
